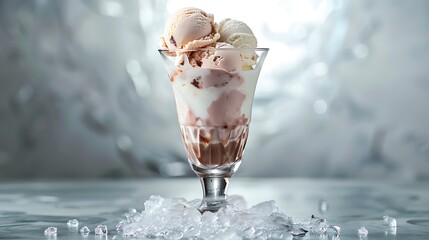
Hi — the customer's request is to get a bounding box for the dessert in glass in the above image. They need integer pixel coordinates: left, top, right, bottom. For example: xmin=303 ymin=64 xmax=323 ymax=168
xmin=159 ymin=7 xmax=268 ymax=212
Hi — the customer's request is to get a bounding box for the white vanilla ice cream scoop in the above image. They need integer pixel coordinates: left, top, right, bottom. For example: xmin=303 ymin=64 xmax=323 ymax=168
xmin=218 ymin=18 xmax=258 ymax=68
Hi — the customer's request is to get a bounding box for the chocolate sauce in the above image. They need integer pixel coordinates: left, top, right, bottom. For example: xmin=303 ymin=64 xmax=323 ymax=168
xmin=181 ymin=125 xmax=249 ymax=168
xmin=191 ymin=76 xmax=202 ymax=89
xmin=169 ymin=36 xmax=177 ymax=47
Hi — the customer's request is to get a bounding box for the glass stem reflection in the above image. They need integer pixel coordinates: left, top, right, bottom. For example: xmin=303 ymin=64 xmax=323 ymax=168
xmin=199 ymin=176 xmax=230 ymax=212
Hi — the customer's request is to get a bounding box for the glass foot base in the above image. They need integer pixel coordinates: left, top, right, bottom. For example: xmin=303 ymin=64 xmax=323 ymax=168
xmin=198 ymin=177 xmax=230 ymax=213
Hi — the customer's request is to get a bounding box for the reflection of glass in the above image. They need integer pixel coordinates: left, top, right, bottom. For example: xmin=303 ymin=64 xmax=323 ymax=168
xmin=159 ymin=48 xmax=268 ymax=212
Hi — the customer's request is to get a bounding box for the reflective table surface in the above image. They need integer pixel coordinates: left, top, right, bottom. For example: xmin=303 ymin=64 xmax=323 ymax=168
xmin=0 ymin=179 xmax=428 ymax=239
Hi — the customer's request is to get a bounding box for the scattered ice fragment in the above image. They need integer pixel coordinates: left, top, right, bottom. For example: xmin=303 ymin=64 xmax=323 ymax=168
xmin=80 ymin=226 xmax=90 ymax=235
xmin=319 ymin=199 xmax=329 ymax=213
xmin=357 ymin=226 xmax=368 ymax=236
xmin=44 ymin=227 xmax=57 ymax=236
xmin=67 ymin=219 xmax=79 ymax=227
xmin=95 ymin=224 xmax=108 ymax=235
xmin=383 ymin=215 xmax=397 ymax=227
xmin=326 ymin=225 xmax=341 ymax=236
xmin=289 ymin=226 xmax=308 ymax=237
xmin=310 ymin=217 xmax=328 ymax=234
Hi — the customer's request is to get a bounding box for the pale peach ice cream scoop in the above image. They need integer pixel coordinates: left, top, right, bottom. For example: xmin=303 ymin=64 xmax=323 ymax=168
xmin=160 ymin=7 xmax=220 ymax=50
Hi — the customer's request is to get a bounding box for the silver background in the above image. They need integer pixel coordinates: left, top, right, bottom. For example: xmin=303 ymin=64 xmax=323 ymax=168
xmin=0 ymin=0 xmax=428 ymax=179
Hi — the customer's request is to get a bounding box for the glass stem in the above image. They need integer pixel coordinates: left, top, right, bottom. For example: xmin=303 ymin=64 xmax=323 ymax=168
xmin=199 ymin=176 xmax=230 ymax=212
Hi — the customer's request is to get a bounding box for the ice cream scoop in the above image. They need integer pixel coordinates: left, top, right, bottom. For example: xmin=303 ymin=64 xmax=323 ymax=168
xmin=187 ymin=43 xmax=243 ymax=71
xmin=160 ymin=7 xmax=220 ymax=50
xmin=200 ymin=43 xmax=243 ymax=72
xmin=218 ymin=18 xmax=258 ymax=68
xmin=218 ymin=18 xmax=257 ymax=48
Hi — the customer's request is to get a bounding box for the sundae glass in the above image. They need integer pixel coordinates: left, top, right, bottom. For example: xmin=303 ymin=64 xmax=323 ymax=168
xmin=158 ymin=7 xmax=268 ymax=212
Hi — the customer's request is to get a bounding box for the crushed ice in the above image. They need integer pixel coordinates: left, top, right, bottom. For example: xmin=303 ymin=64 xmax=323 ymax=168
xmin=80 ymin=226 xmax=90 ymax=235
xmin=383 ymin=215 xmax=397 ymax=227
xmin=383 ymin=215 xmax=397 ymax=236
xmin=95 ymin=224 xmax=108 ymax=235
xmin=44 ymin=226 xmax=57 ymax=236
xmin=67 ymin=218 xmax=79 ymax=228
xmin=116 ymin=195 xmax=341 ymax=239
xmin=357 ymin=226 xmax=368 ymax=236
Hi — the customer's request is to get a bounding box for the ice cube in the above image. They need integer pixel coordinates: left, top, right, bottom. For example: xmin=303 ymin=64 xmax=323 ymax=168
xmin=228 ymin=195 xmax=247 ymax=210
xmin=144 ymin=195 xmax=164 ymax=212
xmin=357 ymin=226 xmax=368 ymax=236
xmin=183 ymin=208 xmax=202 ymax=224
xmin=80 ymin=226 xmax=90 ymax=235
xmin=44 ymin=227 xmax=57 ymax=236
xmin=249 ymin=200 xmax=278 ymax=215
xmin=215 ymin=230 xmax=240 ymax=240
xmin=183 ymin=225 xmax=201 ymax=237
xmin=242 ymin=227 xmax=256 ymax=238
xmin=253 ymin=229 xmax=270 ymax=238
xmin=310 ymin=218 xmax=328 ymax=234
xmin=319 ymin=200 xmax=329 ymax=213
xmin=95 ymin=224 xmax=108 ymax=235
xmin=201 ymin=211 xmax=218 ymax=224
xmin=383 ymin=215 xmax=397 ymax=227
xmin=67 ymin=219 xmax=79 ymax=228
xmin=162 ymin=229 xmax=184 ymax=240
xmin=269 ymin=212 xmax=293 ymax=227
xmin=326 ymin=225 xmax=341 ymax=236
xmin=167 ymin=202 xmax=188 ymax=212
xmin=268 ymin=231 xmax=292 ymax=239
xmin=126 ymin=211 xmax=142 ymax=222
xmin=289 ymin=226 xmax=308 ymax=237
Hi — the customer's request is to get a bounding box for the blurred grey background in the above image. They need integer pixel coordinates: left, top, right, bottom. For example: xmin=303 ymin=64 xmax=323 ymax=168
xmin=0 ymin=0 xmax=428 ymax=180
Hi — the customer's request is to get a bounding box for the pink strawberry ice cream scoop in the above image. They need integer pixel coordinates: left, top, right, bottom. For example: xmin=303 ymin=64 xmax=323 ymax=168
xmin=200 ymin=43 xmax=243 ymax=72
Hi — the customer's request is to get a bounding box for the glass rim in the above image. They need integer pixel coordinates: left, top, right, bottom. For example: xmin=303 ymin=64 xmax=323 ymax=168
xmin=158 ymin=47 xmax=269 ymax=53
